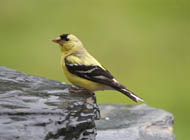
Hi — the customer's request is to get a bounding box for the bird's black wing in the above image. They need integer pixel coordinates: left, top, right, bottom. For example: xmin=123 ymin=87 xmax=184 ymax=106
xmin=65 ymin=57 xmax=144 ymax=103
xmin=65 ymin=57 xmax=114 ymax=86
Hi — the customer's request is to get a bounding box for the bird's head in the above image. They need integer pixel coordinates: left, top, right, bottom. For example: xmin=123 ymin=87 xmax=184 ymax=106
xmin=52 ymin=34 xmax=83 ymax=52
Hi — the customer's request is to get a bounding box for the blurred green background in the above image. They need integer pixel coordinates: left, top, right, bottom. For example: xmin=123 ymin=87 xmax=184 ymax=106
xmin=0 ymin=0 xmax=189 ymax=139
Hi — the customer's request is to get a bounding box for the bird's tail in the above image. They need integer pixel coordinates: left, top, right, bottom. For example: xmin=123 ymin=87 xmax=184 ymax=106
xmin=113 ymin=86 xmax=144 ymax=103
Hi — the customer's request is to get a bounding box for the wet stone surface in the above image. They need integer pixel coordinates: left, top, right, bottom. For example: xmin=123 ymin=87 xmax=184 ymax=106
xmin=0 ymin=66 xmax=175 ymax=140
xmin=0 ymin=66 xmax=99 ymax=140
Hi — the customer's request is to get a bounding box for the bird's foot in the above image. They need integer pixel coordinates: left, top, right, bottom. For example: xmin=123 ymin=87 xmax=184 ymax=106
xmin=68 ymin=86 xmax=94 ymax=94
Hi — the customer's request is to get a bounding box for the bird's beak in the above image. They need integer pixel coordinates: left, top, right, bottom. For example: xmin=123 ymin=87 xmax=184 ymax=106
xmin=52 ymin=37 xmax=61 ymax=44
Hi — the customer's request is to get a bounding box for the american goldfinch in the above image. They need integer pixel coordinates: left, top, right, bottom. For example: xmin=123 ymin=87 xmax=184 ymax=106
xmin=52 ymin=34 xmax=144 ymax=103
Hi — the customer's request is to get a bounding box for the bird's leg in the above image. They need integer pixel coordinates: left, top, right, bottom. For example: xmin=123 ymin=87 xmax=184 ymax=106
xmin=68 ymin=86 xmax=94 ymax=94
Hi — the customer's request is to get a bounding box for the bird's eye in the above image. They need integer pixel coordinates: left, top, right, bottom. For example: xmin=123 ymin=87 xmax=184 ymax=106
xmin=60 ymin=34 xmax=69 ymax=41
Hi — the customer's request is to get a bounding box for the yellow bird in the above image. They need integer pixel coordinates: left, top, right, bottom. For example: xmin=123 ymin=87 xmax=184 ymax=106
xmin=52 ymin=34 xmax=144 ymax=103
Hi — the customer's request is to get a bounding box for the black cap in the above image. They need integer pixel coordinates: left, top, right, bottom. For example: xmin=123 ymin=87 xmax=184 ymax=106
xmin=60 ymin=34 xmax=69 ymax=41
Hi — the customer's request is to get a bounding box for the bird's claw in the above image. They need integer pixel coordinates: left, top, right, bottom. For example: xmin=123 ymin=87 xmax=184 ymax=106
xmin=68 ymin=86 xmax=94 ymax=94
